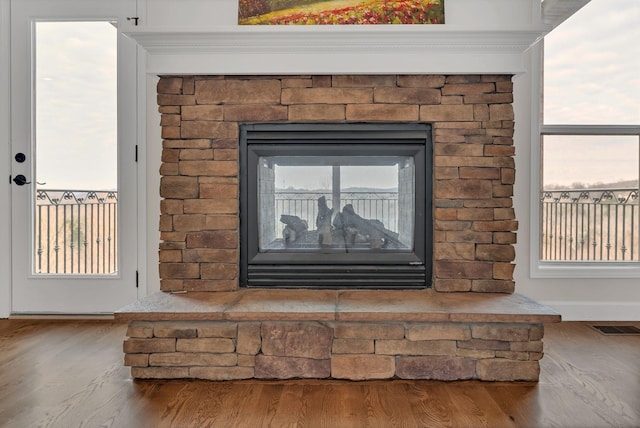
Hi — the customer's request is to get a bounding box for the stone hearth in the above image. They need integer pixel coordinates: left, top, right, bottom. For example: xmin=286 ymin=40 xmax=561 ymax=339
xmin=116 ymin=290 xmax=560 ymax=381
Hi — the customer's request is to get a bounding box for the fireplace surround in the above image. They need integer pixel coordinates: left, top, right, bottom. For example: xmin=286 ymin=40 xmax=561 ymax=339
xmin=239 ymin=122 xmax=432 ymax=288
xmin=115 ymin=73 xmax=560 ymax=382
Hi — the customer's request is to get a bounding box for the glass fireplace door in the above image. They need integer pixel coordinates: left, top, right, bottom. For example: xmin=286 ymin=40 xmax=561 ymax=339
xmin=258 ymin=156 xmax=415 ymax=252
xmin=240 ymin=123 xmax=432 ymax=288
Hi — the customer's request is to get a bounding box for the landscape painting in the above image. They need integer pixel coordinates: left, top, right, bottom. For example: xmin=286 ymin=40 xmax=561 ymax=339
xmin=238 ymin=0 xmax=444 ymax=25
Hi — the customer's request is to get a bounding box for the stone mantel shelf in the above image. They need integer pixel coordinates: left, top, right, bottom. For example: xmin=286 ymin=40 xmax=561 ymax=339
xmin=125 ymin=26 xmax=550 ymax=75
xmin=115 ymin=289 xmax=561 ymax=324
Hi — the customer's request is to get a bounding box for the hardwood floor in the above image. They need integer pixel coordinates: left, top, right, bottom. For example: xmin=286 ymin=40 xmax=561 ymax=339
xmin=1 ymin=320 xmax=639 ymax=427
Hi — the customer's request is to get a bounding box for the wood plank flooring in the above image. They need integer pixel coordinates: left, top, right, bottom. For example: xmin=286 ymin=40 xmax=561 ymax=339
xmin=0 ymin=320 xmax=638 ymax=427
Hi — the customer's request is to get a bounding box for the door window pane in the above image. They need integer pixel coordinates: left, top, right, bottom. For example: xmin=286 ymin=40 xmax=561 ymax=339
xmin=34 ymin=21 xmax=118 ymax=274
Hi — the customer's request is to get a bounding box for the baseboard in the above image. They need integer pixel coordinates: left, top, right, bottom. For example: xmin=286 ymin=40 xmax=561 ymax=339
xmin=542 ymin=301 xmax=640 ymax=321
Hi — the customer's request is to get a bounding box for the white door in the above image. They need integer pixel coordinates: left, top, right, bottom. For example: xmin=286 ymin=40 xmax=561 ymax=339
xmin=10 ymin=0 xmax=139 ymax=313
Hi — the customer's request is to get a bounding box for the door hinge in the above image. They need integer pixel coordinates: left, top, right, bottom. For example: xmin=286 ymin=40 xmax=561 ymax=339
xmin=135 ymin=145 xmax=138 ymax=163
xmin=136 ymin=270 xmax=139 ymax=288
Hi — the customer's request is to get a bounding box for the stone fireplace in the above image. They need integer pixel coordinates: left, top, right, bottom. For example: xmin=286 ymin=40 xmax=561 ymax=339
xmin=113 ymin=72 xmax=560 ymax=382
xmin=157 ymin=74 xmax=517 ymax=293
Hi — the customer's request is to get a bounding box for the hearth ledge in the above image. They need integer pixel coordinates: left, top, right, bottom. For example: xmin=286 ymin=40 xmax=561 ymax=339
xmin=115 ymin=289 xmax=560 ymax=324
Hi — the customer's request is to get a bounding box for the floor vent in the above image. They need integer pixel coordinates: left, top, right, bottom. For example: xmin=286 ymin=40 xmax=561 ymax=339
xmin=590 ymin=325 xmax=640 ymax=335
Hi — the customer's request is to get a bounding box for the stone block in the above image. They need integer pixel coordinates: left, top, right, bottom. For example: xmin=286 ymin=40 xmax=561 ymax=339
xmin=495 ymin=351 xmax=529 ymax=361
xmin=197 ymin=322 xmax=238 ymax=338
xmin=124 ymin=353 xmax=149 ymax=367
xmin=158 ymin=250 xmax=182 ymax=263
xmin=511 ymin=341 xmax=543 ymax=353
xmin=397 ymin=75 xmax=445 ymax=88
xmin=237 ymin=323 xmax=262 ymax=355
xmin=223 ymin=105 xmax=288 ymax=122
xmin=181 ymin=121 xmax=237 ymax=139
xmin=163 ymin=139 xmax=212 ymax=149
xmin=160 ymin=176 xmax=198 ymax=199
xmin=471 ymin=280 xmax=515 ymax=293
xmin=179 ymin=160 xmax=238 ymax=177
xmin=434 ymin=261 xmax=493 ymax=280
xmin=434 ymin=180 xmax=492 ymax=199
xmin=282 ymin=88 xmax=372 ymax=104
xmin=261 ymin=322 xmax=332 ymax=359
xmin=173 ymin=215 xmax=206 ymax=232
xmin=160 ymin=114 xmax=180 ymax=127
xmin=126 ymin=321 xmax=154 ymax=338
xmin=238 ymin=355 xmax=256 ymax=367
xmin=463 ymin=93 xmax=513 ymax=104
xmin=332 ymin=75 xmax=396 ymax=87
xmin=435 ymin=208 xmax=457 ymax=221
xmin=457 ymin=339 xmax=510 ymax=351
xmin=494 ymin=208 xmax=515 ymax=220
xmin=476 ymin=359 xmax=540 ymax=381
xmin=530 ymin=325 xmax=544 ymax=341
xmin=204 ymin=216 xmax=240 ymax=230
xmin=456 ymin=208 xmax=494 ymax=221
xmin=288 ymin=104 xmax=346 ymax=121
xmin=346 ymin=104 xmax=419 ymax=122
xmin=374 ymin=87 xmax=440 ymax=104
xmin=472 ymin=324 xmax=530 ymax=341
xmin=501 ymin=168 xmax=516 ymax=184
xmin=493 ymin=232 xmax=517 ymax=244
xmin=176 ymin=338 xmax=235 ymax=353
xmin=332 ymin=339 xmax=374 ymax=354
xmin=181 ymin=105 xmax=224 ymax=121
xmin=406 ymin=323 xmax=471 ymax=341
xmin=154 ymin=322 xmax=198 ymax=338
xmin=200 ymin=183 xmax=238 ymax=199
xmin=445 ymin=231 xmax=493 ymax=243
xmin=484 ymin=145 xmax=515 ymax=157
xmin=446 ymin=75 xmax=481 ymax=83
xmin=420 ymin=105 xmax=474 ymax=121
xmin=473 ymin=220 xmax=518 ymax=232
xmin=396 ymin=356 xmax=475 ymax=380
xmin=159 ymin=214 xmax=173 ymax=232
xmin=179 ymin=149 xmax=214 ymax=161
xmin=333 ymin=323 xmax=404 ymax=340
xmin=331 ymin=355 xmax=395 ymax=380
xmin=158 ymin=263 xmax=200 ymax=279
xmin=434 ymin=144 xmax=484 ymax=157
xmin=493 ymin=263 xmax=515 ymax=280
xmin=434 ymin=243 xmax=475 ymax=261
xmin=159 ymin=106 xmax=180 ymax=114
xmin=475 ymin=244 xmax=515 ymax=262
xmin=456 ymin=348 xmax=495 ymax=359
xmin=149 ymin=352 xmax=237 ymax=367
xmin=441 ymin=83 xmax=495 ymax=95
xmin=195 ymin=79 xmax=281 ymax=104
xmin=434 ymin=167 xmax=459 ymax=179
xmin=282 ymin=78 xmax=312 ymax=88
xmin=214 ymin=149 xmax=238 ymax=161
xmin=254 ymin=356 xmax=331 ymax=379
xmin=375 ymin=340 xmax=457 ymax=356
xmin=124 ymin=338 xmax=176 ymax=354
xmin=157 ymin=77 xmax=182 ymax=94
xmin=182 ymin=249 xmax=238 ymax=263
xmin=131 ymin=367 xmax=189 ymax=379
xmin=489 ymin=104 xmax=514 ymax=121
xmin=190 ymin=366 xmax=254 ymax=380
xmin=186 ymin=231 xmax=237 ymax=249
xmin=459 ymin=167 xmax=500 ymax=180
xmin=161 ymin=200 xmax=183 ymax=215
xmin=201 ymin=263 xmax=238 ymax=280
xmin=157 ymin=94 xmax=195 ymax=106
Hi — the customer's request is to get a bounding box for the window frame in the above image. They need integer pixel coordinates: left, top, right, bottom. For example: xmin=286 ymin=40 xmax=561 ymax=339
xmin=531 ymin=41 xmax=640 ymax=279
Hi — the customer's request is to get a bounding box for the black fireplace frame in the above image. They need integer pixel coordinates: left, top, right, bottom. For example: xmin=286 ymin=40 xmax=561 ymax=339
xmin=239 ymin=123 xmax=433 ymax=289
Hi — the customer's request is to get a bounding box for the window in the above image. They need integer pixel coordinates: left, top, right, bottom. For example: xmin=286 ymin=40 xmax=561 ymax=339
xmin=539 ymin=0 xmax=640 ymax=275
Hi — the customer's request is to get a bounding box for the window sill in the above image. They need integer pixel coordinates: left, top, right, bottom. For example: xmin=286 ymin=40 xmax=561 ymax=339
xmin=531 ymin=261 xmax=640 ymax=279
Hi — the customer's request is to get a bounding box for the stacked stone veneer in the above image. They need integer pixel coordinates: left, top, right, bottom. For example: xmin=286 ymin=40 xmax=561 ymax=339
xmin=157 ymin=74 xmax=517 ymax=293
xmin=125 ymin=320 xmax=543 ymax=381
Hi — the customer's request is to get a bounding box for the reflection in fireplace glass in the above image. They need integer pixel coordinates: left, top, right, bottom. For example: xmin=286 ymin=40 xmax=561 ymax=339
xmin=258 ymin=156 xmax=415 ymax=252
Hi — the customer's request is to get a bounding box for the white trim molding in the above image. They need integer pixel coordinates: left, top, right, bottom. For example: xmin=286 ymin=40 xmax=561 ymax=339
xmin=123 ymin=26 xmax=550 ymax=75
xmin=0 ymin=0 xmax=11 ymax=318
xmin=542 ymin=301 xmax=640 ymax=321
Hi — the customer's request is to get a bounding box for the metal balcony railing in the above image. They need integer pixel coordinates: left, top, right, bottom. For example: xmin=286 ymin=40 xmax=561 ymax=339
xmin=34 ymin=189 xmax=118 ymax=274
xmin=273 ymin=191 xmax=399 ymax=233
xmin=541 ymin=188 xmax=639 ymax=261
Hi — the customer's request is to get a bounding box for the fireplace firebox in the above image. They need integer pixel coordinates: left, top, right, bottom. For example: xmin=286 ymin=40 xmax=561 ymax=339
xmin=240 ymin=123 xmax=433 ymax=288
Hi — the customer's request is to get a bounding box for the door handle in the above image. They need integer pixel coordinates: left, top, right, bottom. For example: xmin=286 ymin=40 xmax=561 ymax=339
xmin=12 ymin=175 xmax=31 ymax=186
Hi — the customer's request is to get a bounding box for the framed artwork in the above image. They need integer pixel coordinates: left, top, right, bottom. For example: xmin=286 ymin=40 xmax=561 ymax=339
xmin=238 ymin=0 xmax=444 ymax=25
